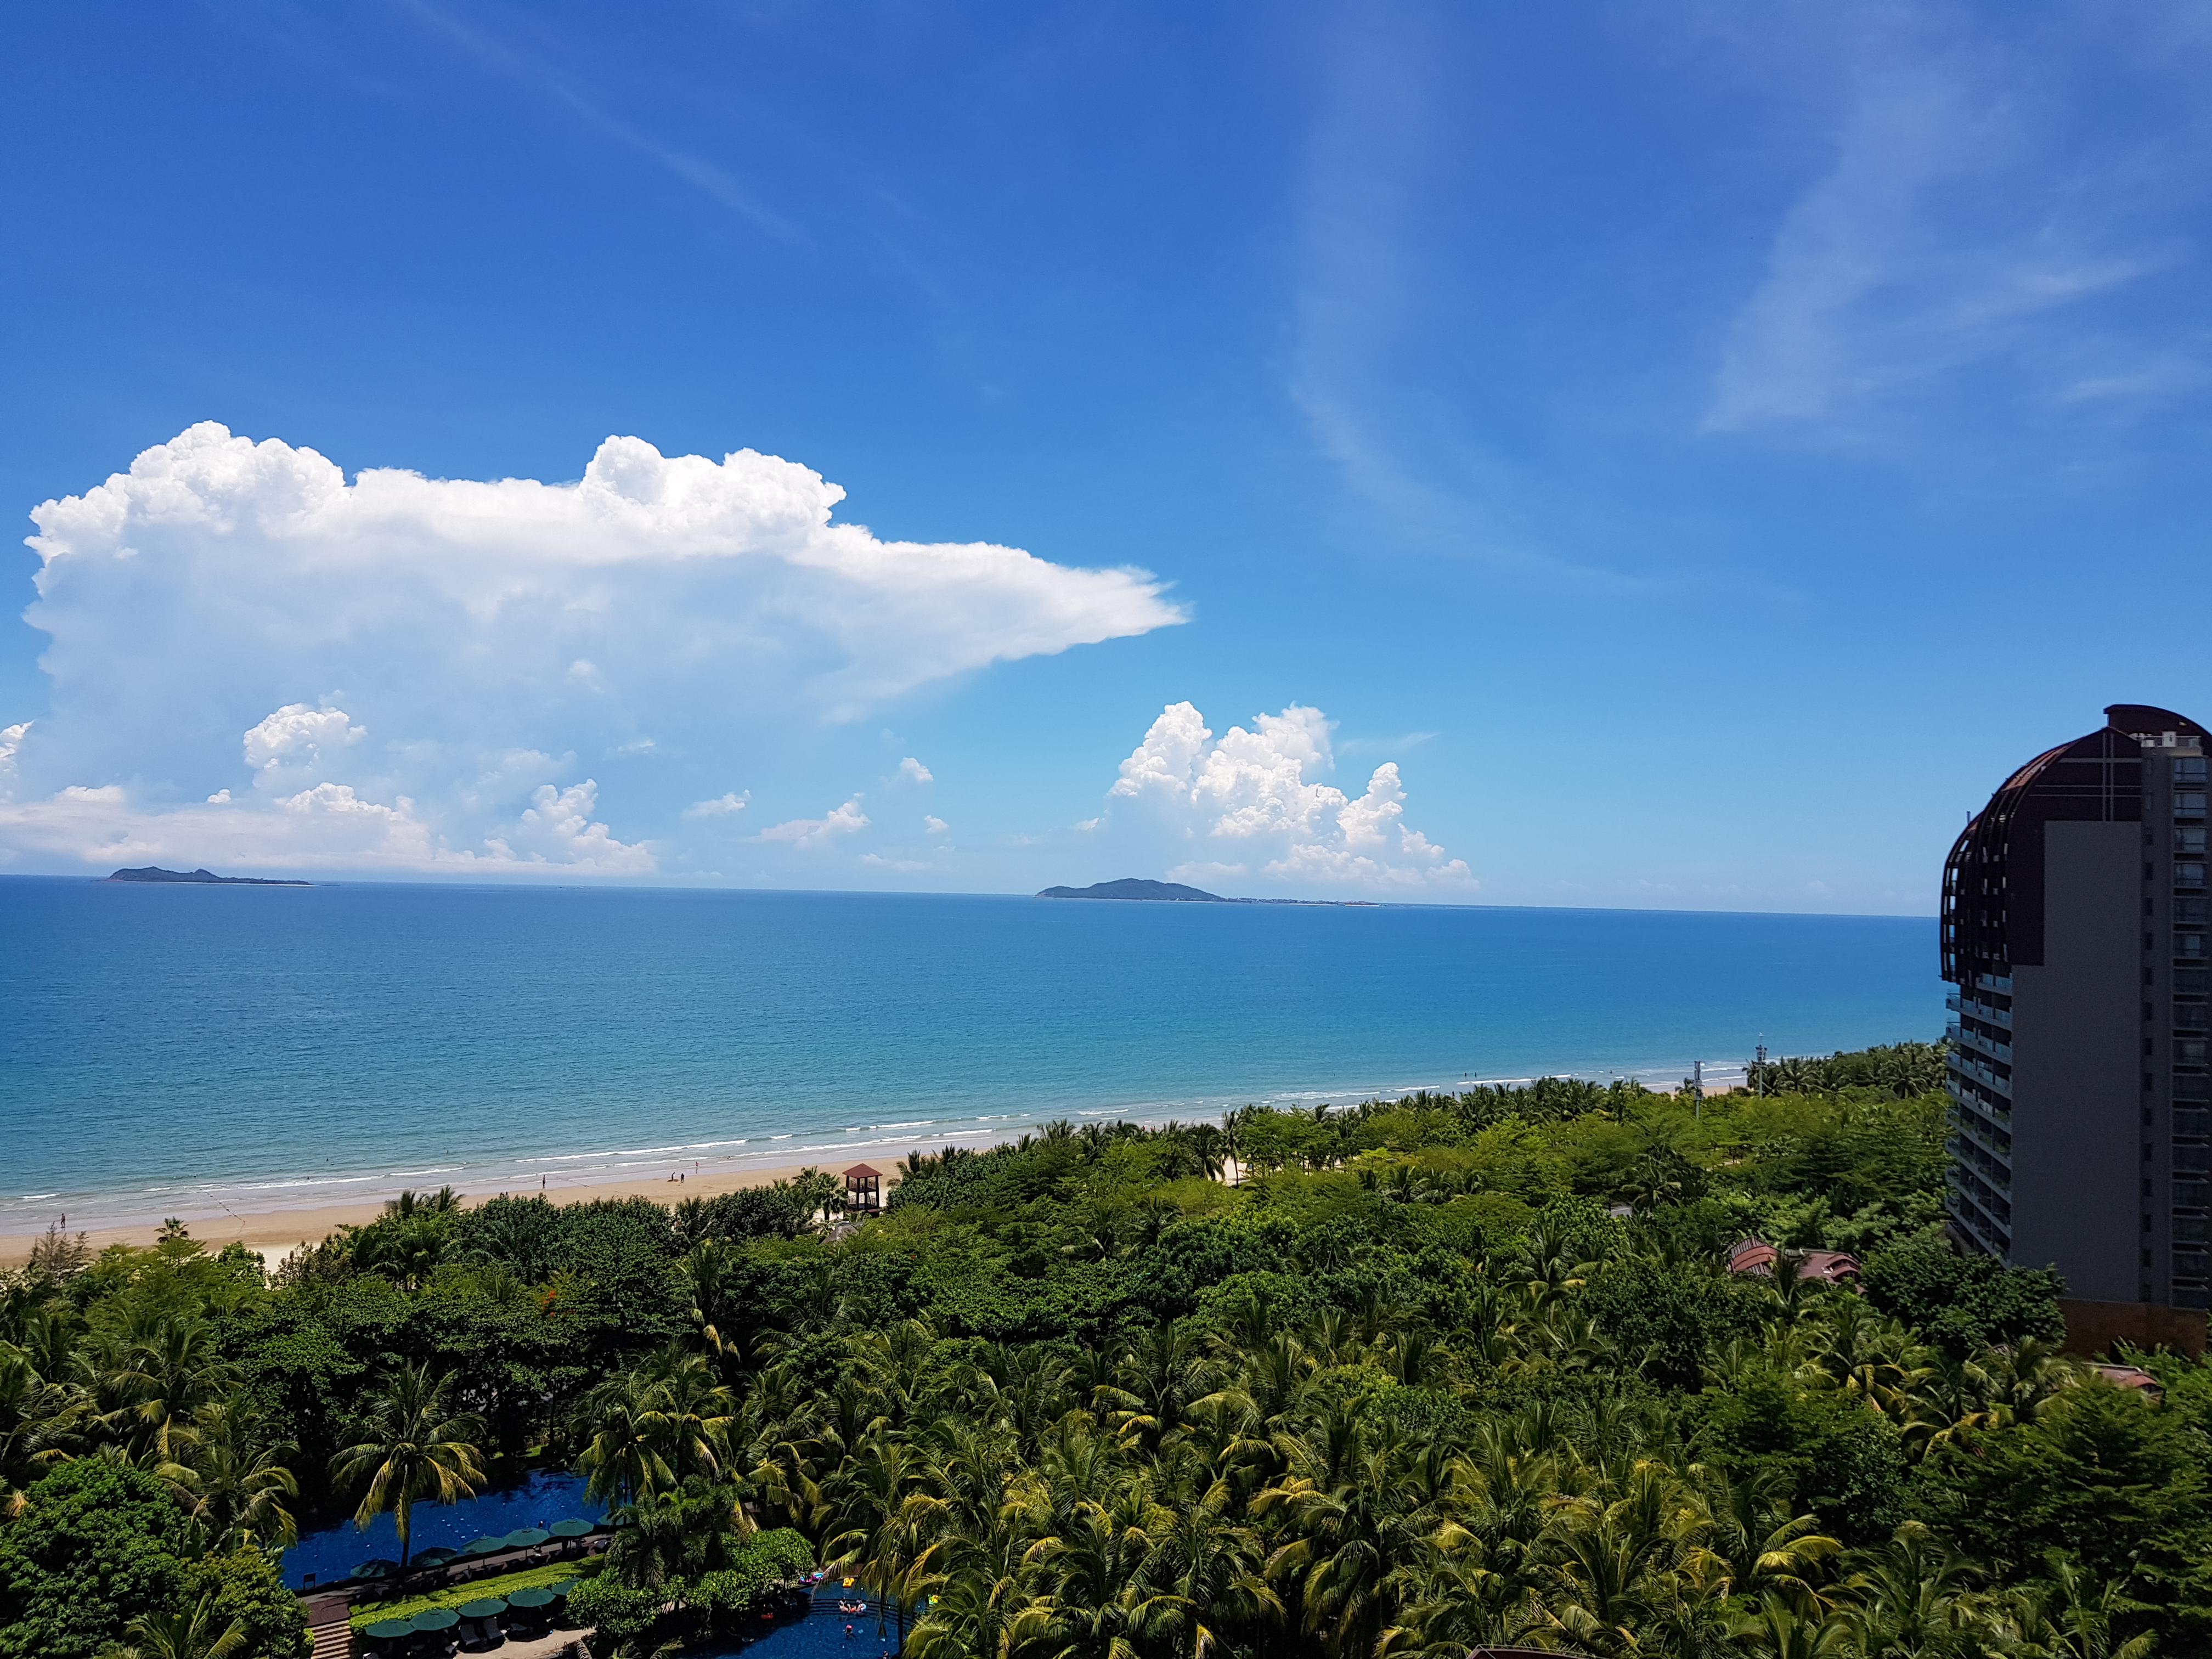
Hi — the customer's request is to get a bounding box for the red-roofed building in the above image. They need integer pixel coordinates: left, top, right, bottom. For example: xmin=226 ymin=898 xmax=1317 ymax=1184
xmin=844 ymin=1164 xmax=883 ymax=1213
xmin=1726 ymin=1239 xmax=1863 ymax=1285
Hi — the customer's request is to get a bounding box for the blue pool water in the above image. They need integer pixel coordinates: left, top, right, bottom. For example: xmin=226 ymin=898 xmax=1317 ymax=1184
xmin=0 ymin=879 xmax=1941 ymax=1234
xmin=689 ymin=1583 xmax=905 ymax=1657
xmin=279 ymin=1468 xmax=601 ymax=1588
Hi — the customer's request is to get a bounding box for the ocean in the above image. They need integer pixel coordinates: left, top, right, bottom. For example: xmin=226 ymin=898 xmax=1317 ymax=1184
xmin=0 ymin=878 xmax=1941 ymax=1237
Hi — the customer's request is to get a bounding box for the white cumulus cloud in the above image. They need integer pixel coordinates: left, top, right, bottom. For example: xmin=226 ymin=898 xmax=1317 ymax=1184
xmin=1105 ymin=701 xmax=1473 ymax=892
xmin=243 ymin=703 xmax=365 ymax=793
xmin=757 ymin=798 xmax=869 ymax=848
xmin=897 ymin=757 xmax=934 ymax=785
xmin=2 ymin=424 xmax=1181 ymax=873
xmin=683 ymin=791 xmax=750 ymax=820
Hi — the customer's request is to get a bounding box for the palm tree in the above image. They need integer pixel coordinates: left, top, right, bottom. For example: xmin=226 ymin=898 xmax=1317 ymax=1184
xmin=1996 ymin=1555 xmax=2156 ymax=1659
xmin=1725 ymin=1593 xmax=1861 ymax=1658
xmin=98 ymin=1593 xmax=246 ymax=1659
xmin=1025 ymin=1484 xmax=1186 ymax=1659
xmin=577 ymin=1370 xmax=679 ymax=1508
xmin=1698 ymin=1468 xmax=1842 ymax=1614
xmin=678 ymin=1238 xmax=740 ymax=1360
xmin=1151 ymin=1476 xmax=1280 ymax=1656
xmin=826 ymin=1434 xmax=947 ymax=1648
xmin=328 ymin=1362 xmax=486 ymax=1568
xmin=84 ymin=1313 xmax=237 ymax=1466
xmin=0 ymin=1345 xmax=80 ymax=1518
xmin=1839 ymin=1521 xmax=1983 ymax=1657
xmin=180 ymin=1401 xmax=298 ymax=1551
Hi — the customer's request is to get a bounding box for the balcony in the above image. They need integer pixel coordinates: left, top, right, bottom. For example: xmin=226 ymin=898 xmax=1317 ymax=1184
xmin=1962 ymin=996 xmax=2013 ymax=1029
xmin=1950 ymin=1053 xmax=2012 ymax=1096
xmin=1945 ymin=991 xmax=1962 ymax=1014
xmin=1953 ymin=1024 xmax=2013 ymax=1064
xmin=1948 ymin=1109 xmax=2011 ymax=1165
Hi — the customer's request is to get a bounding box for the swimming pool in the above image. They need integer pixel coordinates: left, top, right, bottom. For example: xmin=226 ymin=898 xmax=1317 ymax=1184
xmin=684 ymin=1582 xmax=907 ymax=1657
xmin=280 ymin=1469 xmax=604 ymax=1589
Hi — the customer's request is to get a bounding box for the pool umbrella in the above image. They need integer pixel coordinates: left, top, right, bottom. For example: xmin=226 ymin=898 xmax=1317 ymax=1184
xmin=362 ymin=1618 xmax=415 ymax=1654
xmin=546 ymin=1518 xmax=594 ymax=1538
xmin=410 ymin=1607 xmax=461 ymax=1633
xmin=352 ymin=1559 xmax=399 ymax=1579
xmin=413 ymin=1546 xmax=462 ymax=1567
xmin=501 ymin=1527 xmax=550 ymax=1549
xmin=458 ymin=1598 xmax=508 ymax=1618
xmin=462 ymin=1536 xmax=507 ymax=1556
xmin=504 ymin=1587 xmax=557 ymax=1609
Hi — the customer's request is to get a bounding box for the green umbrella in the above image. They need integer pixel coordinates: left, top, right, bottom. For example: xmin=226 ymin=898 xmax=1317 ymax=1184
xmin=352 ymin=1559 xmax=399 ymax=1579
xmin=364 ymin=1618 xmax=415 ymax=1639
xmin=458 ymin=1598 xmax=508 ymax=1618
xmin=414 ymin=1546 xmax=462 ymax=1567
xmin=505 ymin=1586 xmax=557 ymax=1609
xmin=410 ymin=1607 xmax=461 ymax=1632
xmin=501 ymin=1527 xmax=551 ymax=1548
xmin=462 ymin=1536 xmax=507 ymax=1556
xmin=547 ymin=1517 xmax=594 ymax=1538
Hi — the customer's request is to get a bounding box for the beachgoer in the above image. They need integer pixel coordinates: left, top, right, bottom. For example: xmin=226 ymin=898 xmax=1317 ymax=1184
xmin=845 ymin=1623 xmax=855 ymax=1639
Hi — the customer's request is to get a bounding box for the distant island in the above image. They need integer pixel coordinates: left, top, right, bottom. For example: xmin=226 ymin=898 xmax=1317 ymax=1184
xmin=1037 ymin=876 xmax=1380 ymax=907
xmin=105 ymin=866 xmax=312 ymax=887
xmin=1038 ymin=878 xmax=1226 ymax=901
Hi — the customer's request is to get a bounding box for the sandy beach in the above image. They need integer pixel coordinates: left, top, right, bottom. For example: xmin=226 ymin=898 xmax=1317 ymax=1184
xmin=0 ymin=1159 xmax=890 ymax=1270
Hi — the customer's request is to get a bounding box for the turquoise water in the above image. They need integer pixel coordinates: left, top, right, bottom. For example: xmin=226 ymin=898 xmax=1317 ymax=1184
xmin=0 ymin=879 xmax=1940 ymax=1235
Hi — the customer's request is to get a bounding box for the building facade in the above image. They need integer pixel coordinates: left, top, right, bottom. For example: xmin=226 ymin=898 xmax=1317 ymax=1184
xmin=1941 ymin=704 xmax=2211 ymax=1322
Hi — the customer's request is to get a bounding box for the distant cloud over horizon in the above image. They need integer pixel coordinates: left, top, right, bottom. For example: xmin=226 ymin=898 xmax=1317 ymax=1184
xmin=0 ymin=424 xmax=1182 ymax=874
xmin=1103 ymin=701 xmax=1474 ymax=893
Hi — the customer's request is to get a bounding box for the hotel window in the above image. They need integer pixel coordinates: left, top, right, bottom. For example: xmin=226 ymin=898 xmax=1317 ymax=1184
xmin=2179 ymin=792 xmax=2209 ymax=818
xmin=2180 ymin=862 xmax=2209 ymax=888
xmin=2181 ymin=828 xmax=2209 ymax=855
xmin=2178 ymin=758 xmax=2209 ymax=785
xmin=2179 ymin=1039 xmax=2211 ymax=1065
xmin=2180 ymin=898 xmax=2210 ymax=925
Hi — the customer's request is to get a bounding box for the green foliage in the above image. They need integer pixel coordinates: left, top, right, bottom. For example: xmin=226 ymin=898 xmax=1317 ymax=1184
xmin=1578 ymin=1255 xmax=1768 ymax=1389
xmin=1918 ymin=1382 xmax=2212 ymax=1629
xmin=563 ymin=1574 xmax=663 ymax=1641
xmin=0 ymin=1460 xmax=190 ymax=1659
xmin=1693 ymin=1374 xmax=1909 ymax=1545
xmin=1863 ymin=1239 xmax=2067 ymax=1358
xmin=13 ymin=1045 xmax=2205 ymax=1659
xmin=177 ymin=1548 xmax=309 ymax=1659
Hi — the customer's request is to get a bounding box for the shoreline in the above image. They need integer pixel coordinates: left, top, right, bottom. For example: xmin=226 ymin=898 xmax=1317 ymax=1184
xmin=0 ymin=1060 xmax=1755 ymax=1267
xmin=0 ymin=1159 xmax=855 ymax=1269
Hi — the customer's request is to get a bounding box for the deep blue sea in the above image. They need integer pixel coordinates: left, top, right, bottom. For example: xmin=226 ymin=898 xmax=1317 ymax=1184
xmin=0 ymin=879 xmax=1942 ymax=1236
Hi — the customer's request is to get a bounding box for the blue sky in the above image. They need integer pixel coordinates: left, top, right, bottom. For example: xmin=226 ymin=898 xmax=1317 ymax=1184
xmin=3 ymin=2 xmax=2209 ymax=911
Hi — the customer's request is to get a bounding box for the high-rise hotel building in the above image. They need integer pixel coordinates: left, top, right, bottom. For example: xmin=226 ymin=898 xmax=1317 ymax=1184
xmin=1942 ymin=704 xmax=2211 ymax=1343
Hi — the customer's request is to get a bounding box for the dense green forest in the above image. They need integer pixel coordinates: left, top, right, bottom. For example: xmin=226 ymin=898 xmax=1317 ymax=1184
xmin=6 ymin=1041 xmax=2210 ymax=1657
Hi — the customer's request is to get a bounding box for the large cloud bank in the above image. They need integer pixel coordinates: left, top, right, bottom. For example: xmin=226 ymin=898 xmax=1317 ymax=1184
xmin=1104 ymin=701 xmax=1473 ymax=891
xmin=1 ymin=424 xmax=1181 ymax=872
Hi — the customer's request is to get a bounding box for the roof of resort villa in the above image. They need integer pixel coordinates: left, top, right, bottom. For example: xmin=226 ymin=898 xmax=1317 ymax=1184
xmin=1725 ymin=1239 xmax=1864 ymax=1284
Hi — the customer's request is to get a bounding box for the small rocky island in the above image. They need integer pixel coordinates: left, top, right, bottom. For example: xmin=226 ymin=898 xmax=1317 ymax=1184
xmin=106 ymin=866 xmax=313 ymax=887
xmin=1037 ymin=877 xmax=1226 ymax=901
xmin=1037 ymin=876 xmax=1383 ymax=907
